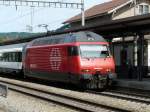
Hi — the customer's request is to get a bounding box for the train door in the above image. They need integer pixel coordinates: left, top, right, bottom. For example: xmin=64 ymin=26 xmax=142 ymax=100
xmin=16 ymin=52 xmax=22 ymax=70
xmin=67 ymin=46 xmax=79 ymax=84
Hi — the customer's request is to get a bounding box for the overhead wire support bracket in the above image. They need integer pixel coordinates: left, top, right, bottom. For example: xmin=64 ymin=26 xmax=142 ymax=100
xmin=0 ymin=0 xmax=82 ymax=9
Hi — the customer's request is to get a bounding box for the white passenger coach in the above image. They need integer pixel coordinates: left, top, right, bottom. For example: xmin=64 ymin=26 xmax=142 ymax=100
xmin=0 ymin=43 xmax=26 ymax=74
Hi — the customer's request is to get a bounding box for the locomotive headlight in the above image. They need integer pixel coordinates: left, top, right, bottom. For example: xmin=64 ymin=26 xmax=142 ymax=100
xmin=106 ymin=69 xmax=111 ymax=72
xmin=81 ymin=69 xmax=90 ymax=73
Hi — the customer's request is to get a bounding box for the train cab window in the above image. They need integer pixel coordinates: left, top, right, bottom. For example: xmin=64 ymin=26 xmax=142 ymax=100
xmin=101 ymin=51 xmax=110 ymax=58
xmin=80 ymin=45 xmax=110 ymax=58
xmin=68 ymin=46 xmax=79 ymax=56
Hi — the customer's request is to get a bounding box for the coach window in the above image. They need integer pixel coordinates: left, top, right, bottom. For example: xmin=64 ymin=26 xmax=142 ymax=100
xmin=18 ymin=52 xmax=22 ymax=62
xmin=0 ymin=53 xmax=2 ymax=61
xmin=7 ymin=53 xmax=9 ymax=62
xmin=2 ymin=53 xmax=5 ymax=62
xmin=4 ymin=53 xmax=7 ymax=61
xmin=12 ymin=52 xmax=15 ymax=62
xmin=6 ymin=52 xmax=10 ymax=62
xmin=4 ymin=53 xmax=8 ymax=62
xmin=8 ymin=53 xmax=11 ymax=62
xmin=10 ymin=53 xmax=13 ymax=62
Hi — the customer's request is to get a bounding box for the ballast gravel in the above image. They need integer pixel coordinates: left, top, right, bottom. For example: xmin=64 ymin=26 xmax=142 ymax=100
xmin=0 ymin=90 xmax=77 ymax=112
xmin=0 ymin=77 xmax=150 ymax=112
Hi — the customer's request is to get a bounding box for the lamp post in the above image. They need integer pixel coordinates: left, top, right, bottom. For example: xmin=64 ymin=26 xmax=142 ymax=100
xmin=134 ymin=0 xmax=137 ymax=16
xmin=81 ymin=0 xmax=85 ymax=26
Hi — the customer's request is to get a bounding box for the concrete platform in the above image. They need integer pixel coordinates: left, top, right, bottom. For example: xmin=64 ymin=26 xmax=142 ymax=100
xmin=113 ymin=79 xmax=150 ymax=91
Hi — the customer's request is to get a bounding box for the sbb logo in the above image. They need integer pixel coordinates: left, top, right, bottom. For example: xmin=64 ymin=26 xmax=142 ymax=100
xmin=49 ymin=48 xmax=62 ymax=70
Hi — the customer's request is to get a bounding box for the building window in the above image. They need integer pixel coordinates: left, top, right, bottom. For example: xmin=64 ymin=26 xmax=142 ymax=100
xmin=139 ymin=4 xmax=149 ymax=15
xmin=144 ymin=5 xmax=149 ymax=14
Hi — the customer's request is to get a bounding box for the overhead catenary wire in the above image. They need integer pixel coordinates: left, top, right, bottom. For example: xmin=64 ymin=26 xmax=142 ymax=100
xmin=0 ymin=0 xmax=82 ymax=9
xmin=0 ymin=6 xmax=77 ymax=33
xmin=0 ymin=0 xmax=85 ymax=33
xmin=20 ymin=13 xmax=74 ymax=32
xmin=0 ymin=0 xmax=84 ymax=27
xmin=0 ymin=7 xmax=45 ymax=27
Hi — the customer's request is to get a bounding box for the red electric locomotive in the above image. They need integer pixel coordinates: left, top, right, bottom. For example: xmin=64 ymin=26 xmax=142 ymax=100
xmin=23 ymin=31 xmax=116 ymax=89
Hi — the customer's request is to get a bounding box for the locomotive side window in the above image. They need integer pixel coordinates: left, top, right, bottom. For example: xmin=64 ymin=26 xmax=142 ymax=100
xmin=68 ymin=46 xmax=79 ymax=56
xmin=80 ymin=45 xmax=110 ymax=58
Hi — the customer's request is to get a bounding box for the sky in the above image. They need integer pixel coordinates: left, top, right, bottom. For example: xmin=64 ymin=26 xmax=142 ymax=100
xmin=0 ymin=0 xmax=110 ymax=33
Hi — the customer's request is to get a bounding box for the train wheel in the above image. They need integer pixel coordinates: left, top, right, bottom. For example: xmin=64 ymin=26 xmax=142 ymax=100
xmin=97 ymin=78 xmax=109 ymax=91
xmin=78 ymin=79 xmax=89 ymax=90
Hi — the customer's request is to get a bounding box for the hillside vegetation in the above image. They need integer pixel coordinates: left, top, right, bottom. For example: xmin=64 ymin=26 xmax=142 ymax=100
xmin=0 ymin=32 xmax=41 ymax=42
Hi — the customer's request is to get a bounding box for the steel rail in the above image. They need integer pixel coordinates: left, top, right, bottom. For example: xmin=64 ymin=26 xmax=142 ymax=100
xmin=86 ymin=90 xmax=150 ymax=105
xmin=108 ymin=89 xmax=150 ymax=99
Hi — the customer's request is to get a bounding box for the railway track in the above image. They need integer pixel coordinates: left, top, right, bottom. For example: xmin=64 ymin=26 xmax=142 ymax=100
xmin=87 ymin=89 xmax=150 ymax=105
xmin=0 ymin=80 xmax=130 ymax=112
xmin=108 ymin=89 xmax=150 ymax=99
xmin=0 ymin=77 xmax=150 ymax=112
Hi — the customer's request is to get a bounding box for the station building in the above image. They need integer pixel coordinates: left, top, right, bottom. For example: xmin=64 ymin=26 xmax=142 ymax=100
xmin=64 ymin=0 xmax=150 ymax=80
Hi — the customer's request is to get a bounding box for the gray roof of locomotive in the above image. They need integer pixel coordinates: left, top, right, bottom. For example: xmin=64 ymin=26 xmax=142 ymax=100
xmin=31 ymin=31 xmax=107 ymax=46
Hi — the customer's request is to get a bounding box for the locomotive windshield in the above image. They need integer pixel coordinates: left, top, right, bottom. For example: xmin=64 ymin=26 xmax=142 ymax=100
xmin=80 ymin=45 xmax=110 ymax=58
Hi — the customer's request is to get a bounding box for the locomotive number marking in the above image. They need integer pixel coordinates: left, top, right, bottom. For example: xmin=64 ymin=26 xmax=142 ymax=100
xmin=49 ymin=48 xmax=62 ymax=70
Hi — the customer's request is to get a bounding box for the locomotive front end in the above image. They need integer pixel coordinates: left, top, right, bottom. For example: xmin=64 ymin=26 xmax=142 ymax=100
xmin=79 ymin=44 xmax=116 ymax=89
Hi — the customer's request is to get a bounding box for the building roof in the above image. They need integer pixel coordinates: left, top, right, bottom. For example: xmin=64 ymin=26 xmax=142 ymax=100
xmin=64 ymin=0 xmax=130 ymax=24
xmin=1 ymin=13 xmax=150 ymax=45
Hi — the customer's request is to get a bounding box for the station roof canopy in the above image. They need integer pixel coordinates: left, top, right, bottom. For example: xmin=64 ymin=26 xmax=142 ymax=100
xmin=64 ymin=0 xmax=131 ymax=24
xmin=1 ymin=13 xmax=150 ymax=45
